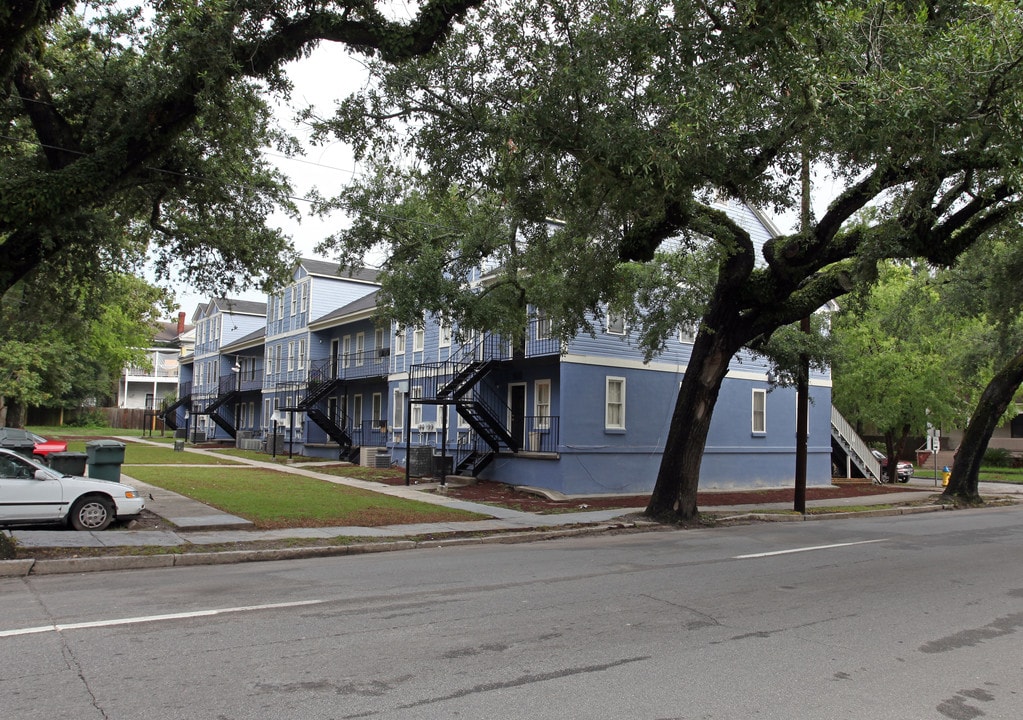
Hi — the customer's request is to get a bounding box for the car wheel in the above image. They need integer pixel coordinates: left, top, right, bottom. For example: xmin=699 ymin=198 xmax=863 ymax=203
xmin=69 ymin=496 xmax=114 ymax=531
xmin=898 ymin=476 xmax=910 ymax=483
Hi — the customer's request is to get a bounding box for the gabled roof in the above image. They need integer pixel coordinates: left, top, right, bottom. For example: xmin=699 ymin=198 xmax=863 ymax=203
xmin=299 ymin=258 xmax=380 ymax=284
xmin=309 ymin=290 xmax=381 ymax=330
xmin=191 ymin=297 xmax=267 ymax=322
xmin=212 ymin=298 xmax=267 ymax=316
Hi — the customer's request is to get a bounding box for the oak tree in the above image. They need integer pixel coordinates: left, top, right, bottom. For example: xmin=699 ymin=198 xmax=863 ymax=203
xmin=0 ymin=0 xmax=485 ymax=301
xmin=316 ymin=0 xmax=1023 ymax=522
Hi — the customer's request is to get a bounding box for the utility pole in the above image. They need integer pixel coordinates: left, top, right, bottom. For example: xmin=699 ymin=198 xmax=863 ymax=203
xmin=794 ymin=149 xmax=811 ymax=513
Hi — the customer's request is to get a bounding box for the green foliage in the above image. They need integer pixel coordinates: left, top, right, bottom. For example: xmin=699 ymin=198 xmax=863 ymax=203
xmin=0 ymin=270 xmax=168 ymax=413
xmin=832 ymin=262 xmax=965 ymax=435
xmin=317 ymin=0 xmax=1023 ymax=360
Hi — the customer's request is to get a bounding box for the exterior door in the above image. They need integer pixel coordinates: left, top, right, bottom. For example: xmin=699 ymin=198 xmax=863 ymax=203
xmin=508 ymin=383 xmax=526 ymax=449
xmin=329 ymin=339 xmax=340 ymax=379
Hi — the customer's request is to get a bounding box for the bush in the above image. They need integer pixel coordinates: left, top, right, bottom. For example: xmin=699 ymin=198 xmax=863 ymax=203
xmin=67 ymin=409 xmax=110 ymax=428
xmin=983 ymin=447 xmax=1014 ymax=468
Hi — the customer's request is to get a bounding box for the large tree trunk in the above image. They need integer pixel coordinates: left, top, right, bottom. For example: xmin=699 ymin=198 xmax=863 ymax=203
xmin=882 ymin=424 xmax=911 ymax=483
xmin=646 ymin=328 xmax=743 ymax=523
xmin=944 ymin=347 xmax=1023 ymax=502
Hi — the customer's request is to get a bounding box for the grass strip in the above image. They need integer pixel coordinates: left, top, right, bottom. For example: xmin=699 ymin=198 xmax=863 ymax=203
xmin=126 ymin=465 xmax=488 ymax=529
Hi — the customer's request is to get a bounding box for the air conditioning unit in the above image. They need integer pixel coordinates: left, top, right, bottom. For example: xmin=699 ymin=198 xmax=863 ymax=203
xmin=417 ymin=422 xmax=435 ymax=432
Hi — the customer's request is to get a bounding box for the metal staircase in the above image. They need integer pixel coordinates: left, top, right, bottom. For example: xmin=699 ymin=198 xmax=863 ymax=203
xmin=411 ymin=334 xmax=520 ymax=477
xmin=295 ymin=357 xmax=378 ymax=459
xmin=158 ymin=382 xmax=192 ymax=431
xmin=831 ymin=406 xmax=881 ymax=483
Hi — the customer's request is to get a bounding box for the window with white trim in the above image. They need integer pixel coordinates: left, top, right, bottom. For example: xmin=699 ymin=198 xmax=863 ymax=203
xmin=265 ymin=348 xmax=273 ymax=375
xmin=413 ymin=326 xmax=425 ymax=352
xmin=535 ymin=379 xmax=551 ymax=429
xmin=372 ymin=393 xmax=382 ymax=424
xmin=392 ymin=388 xmax=406 ymax=428
xmin=297 ymin=339 xmax=306 ymax=370
xmin=679 ymin=322 xmax=698 ymax=344
xmin=290 ymin=287 xmax=297 ymax=315
xmin=342 ymin=335 xmax=352 ymax=368
xmin=274 ymin=345 xmax=281 ymax=376
xmin=606 ymin=310 xmax=626 ymax=336
xmin=752 ymin=389 xmax=767 ymax=434
xmin=438 ymin=315 xmax=451 ymax=347
xmin=394 ymin=327 xmax=406 ymax=354
xmin=277 ymin=293 xmax=284 ymax=321
xmin=355 ymin=332 xmax=365 ymax=366
xmin=410 ymin=386 xmax=423 ymax=427
xmin=287 ymin=341 xmax=294 ymax=371
xmin=534 ymin=308 xmax=551 ymax=340
xmin=605 ymin=377 xmax=626 ymax=430
xmin=301 ymin=282 xmax=309 ymax=313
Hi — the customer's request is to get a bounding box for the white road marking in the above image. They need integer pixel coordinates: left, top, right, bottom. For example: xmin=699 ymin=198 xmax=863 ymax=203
xmin=734 ymin=538 xmax=889 ymax=559
xmin=0 ymin=599 xmax=328 ymax=638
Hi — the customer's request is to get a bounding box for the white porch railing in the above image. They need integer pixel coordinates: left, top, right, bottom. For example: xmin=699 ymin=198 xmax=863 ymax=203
xmin=831 ymin=406 xmax=881 ymax=482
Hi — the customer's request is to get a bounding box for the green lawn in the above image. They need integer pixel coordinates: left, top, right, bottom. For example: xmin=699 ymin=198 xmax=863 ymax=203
xmin=125 ymin=465 xmax=487 ymax=529
xmin=913 ymin=465 xmax=1023 ymax=484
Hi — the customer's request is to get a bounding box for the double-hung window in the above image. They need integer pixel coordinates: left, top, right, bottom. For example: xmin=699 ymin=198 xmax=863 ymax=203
xmin=605 ymin=377 xmax=626 ymax=430
xmin=535 ymin=380 xmax=551 ymax=430
xmin=752 ymin=389 xmax=767 ymax=434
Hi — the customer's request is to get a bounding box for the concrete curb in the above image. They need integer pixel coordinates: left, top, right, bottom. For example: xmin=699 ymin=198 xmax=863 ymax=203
xmin=1 ymin=523 xmax=641 ymax=576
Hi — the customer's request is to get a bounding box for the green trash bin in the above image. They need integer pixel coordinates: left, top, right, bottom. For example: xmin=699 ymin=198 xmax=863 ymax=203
xmin=85 ymin=440 xmax=126 ymax=482
xmin=49 ymin=451 xmax=88 ymax=476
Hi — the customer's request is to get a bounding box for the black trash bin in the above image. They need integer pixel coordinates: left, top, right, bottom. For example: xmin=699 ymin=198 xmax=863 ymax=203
xmin=432 ymin=454 xmax=453 ymax=479
xmin=48 ymin=451 xmax=88 ymax=476
xmin=0 ymin=438 xmax=36 ymax=459
xmin=85 ymin=440 xmax=126 ymax=482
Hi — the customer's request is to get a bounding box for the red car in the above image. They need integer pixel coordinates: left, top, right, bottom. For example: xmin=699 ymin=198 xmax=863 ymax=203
xmin=871 ymin=449 xmax=913 ymax=483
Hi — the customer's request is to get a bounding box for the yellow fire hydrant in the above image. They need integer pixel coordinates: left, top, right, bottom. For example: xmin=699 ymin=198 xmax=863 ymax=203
xmin=941 ymin=466 xmax=951 ymax=487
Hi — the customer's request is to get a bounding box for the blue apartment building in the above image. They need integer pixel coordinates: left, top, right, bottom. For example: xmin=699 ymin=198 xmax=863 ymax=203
xmin=166 ymin=203 xmax=837 ymax=494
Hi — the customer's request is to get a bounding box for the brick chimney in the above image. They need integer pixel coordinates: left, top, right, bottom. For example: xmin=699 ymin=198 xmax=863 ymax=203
xmin=177 ymin=311 xmax=186 ymax=334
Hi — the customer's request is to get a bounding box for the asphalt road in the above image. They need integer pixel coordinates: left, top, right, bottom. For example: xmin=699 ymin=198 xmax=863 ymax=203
xmin=3 ymin=505 xmax=1023 ymax=719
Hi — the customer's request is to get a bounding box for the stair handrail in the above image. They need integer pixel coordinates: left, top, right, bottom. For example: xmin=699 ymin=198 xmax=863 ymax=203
xmin=831 ymin=406 xmax=881 ymax=481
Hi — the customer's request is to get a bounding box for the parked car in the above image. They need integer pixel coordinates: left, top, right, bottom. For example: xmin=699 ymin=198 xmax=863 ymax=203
xmin=0 ymin=427 xmax=68 ymax=458
xmin=871 ymin=449 xmax=914 ymax=483
xmin=0 ymin=448 xmax=145 ymax=530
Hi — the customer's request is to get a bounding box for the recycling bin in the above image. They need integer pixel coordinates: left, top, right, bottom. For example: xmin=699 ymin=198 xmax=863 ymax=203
xmin=85 ymin=440 xmax=126 ymax=482
xmin=48 ymin=451 xmax=88 ymax=476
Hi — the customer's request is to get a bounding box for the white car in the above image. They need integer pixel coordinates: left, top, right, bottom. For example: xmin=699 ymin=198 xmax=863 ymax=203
xmin=0 ymin=448 xmax=145 ymax=530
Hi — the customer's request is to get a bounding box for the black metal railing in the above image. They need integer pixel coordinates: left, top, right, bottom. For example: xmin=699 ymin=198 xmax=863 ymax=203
xmin=522 ymin=415 xmax=559 ymax=453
